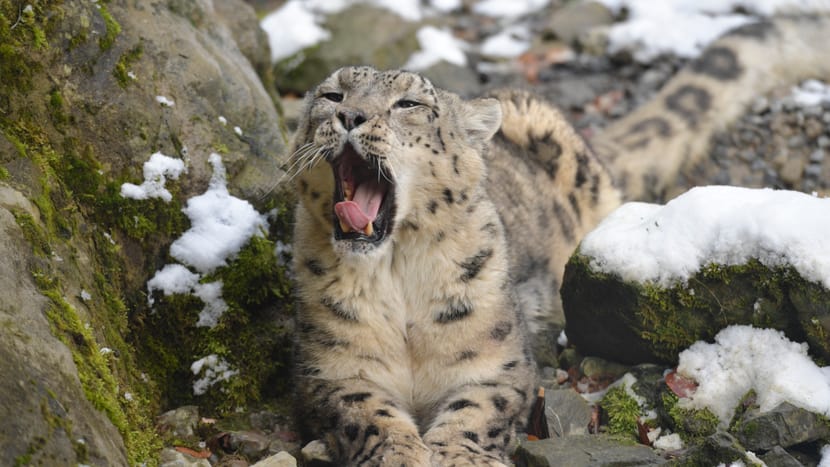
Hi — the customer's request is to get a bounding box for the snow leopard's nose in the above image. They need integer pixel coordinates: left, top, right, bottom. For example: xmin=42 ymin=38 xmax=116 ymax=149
xmin=337 ymin=109 xmax=367 ymax=131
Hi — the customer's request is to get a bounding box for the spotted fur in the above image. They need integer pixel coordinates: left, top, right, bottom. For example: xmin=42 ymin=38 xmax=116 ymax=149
xmin=288 ymin=15 xmax=830 ymax=467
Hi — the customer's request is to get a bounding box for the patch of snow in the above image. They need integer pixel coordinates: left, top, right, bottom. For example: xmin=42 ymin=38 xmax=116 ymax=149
xmin=404 ymin=26 xmax=468 ymax=70
xmin=119 ymin=152 xmax=186 ymax=202
xmin=580 ymin=186 xmax=830 ymax=289
xmin=790 ymin=79 xmax=830 ymax=107
xmin=472 ymin=0 xmax=550 ymax=18
xmin=169 ymin=153 xmax=268 ymax=274
xmin=480 ymin=25 xmax=531 ymax=58
xmin=820 ymin=444 xmax=830 ymax=467
xmin=123 ymin=392 xmax=133 ymax=402
xmin=653 ymin=433 xmax=683 ymax=451
xmin=80 ymin=289 xmax=92 ymax=301
xmin=191 ymin=354 xmax=238 ymax=396
xmin=155 ymin=95 xmax=175 ymax=107
xmin=557 ymin=330 xmax=568 ymax=347
xmin=261 ymin=1 xmax=331 ymax=62
xmin=595 ymin=0 xmax=830 ymax=62
xmin=677 ymin=325 xmax=830 ymax=425
xmin=427 ymin=0 xmax=462 ymax=12
xmin=192 ymin=281 xmax=228 ymax=328
xmin=233 ymin=126 xmax=242 ymax=136
xmin=127 ymin=71 xmax=136 ymax=80
xmin=146 ymin=264 xmax=199 ymax=306
xmin=218 ymin=115 xmax=227 ymax=125
xmin=99 ymin=347 xmax=113 ymax=355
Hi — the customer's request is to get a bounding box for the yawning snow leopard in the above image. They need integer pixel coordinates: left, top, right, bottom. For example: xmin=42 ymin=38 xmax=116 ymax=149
xmin=287 ymin=15 xmax=830 ymax=467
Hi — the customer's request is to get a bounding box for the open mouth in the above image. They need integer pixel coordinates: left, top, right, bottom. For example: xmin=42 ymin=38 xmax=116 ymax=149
xmin=331 ymin=143 xmax=395 ymax=244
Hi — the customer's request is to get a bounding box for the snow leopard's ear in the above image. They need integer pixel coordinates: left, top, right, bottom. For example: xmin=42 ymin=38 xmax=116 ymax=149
xmin=461 ymin=97 xmax=503 ymax=142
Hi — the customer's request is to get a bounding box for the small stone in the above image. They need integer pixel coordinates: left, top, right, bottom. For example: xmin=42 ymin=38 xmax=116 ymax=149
xmin=751 ymin=96 xmax=769 ymax=114
xmin=738 ymin=149 xmax=756 ymax=162
xmin=547 ymin=1 xmax=614 ymax=45
xmin=251 ymin=451 xmax=297 ymax=467
xmin=301 ymin=440 xmax=332 ymax=465
xmin=779 ymin=157 xmax=805 ymax=186
xmin=544 ymin=388 xmax=593 ymax=437
xmin=159 ymin=447 xmax=211 ymax=467
xmin=804 ymin=163 xmax=823 ymax=178
xmin=809 ymin=149 xmax=825 ymax=163
xmin=759 ymin=446 xmax=805 ymax=467
xmin=787 ymin=135 xmax=806 ymax=148
xmin=734 ymin=402 xmax=830 ymax=450
xmin=817 ymin=135 xmax=830 ymax=148
xmin=229 ymin=431 xmax=271 ymax=459
xmin=157 ymin=406 xmax=200 ymax=439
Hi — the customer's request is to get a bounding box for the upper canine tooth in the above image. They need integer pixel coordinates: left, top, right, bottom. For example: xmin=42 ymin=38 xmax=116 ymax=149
xmin=363 ymin=223 xmax=374 ymax=236
xmin=339 ymin=220 xmax=352 ymax=233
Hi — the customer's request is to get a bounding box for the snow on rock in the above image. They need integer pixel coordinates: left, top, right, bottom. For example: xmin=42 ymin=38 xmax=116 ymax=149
xmin=595 ymin=0 xmax=830 ymax=61
xmin=120 ymin=152 xmax=186 ymax=202
xmin=820 ymin=444 xmax=830 ymax=467
xmin=261 ymin=1 xmax=331 ymax=62
xmin=404 ymin=26 xmax=468 ymax=70
xmin=191 ymin=354 xmax=238 ymax=396
xmin=479 ymin=25 xmax=531 ymax=59
xmin=790 ymin=79 xmax=830 ymax=107
xmin=472 ymin=0 xmax=550 ymax=18
xmin=677 ymin=325 xmax=830 ymax=425
xmin=580 ymin=186 xmax=830 ymax=289
xmin=169 ymin=153 xmax=268 ymax=274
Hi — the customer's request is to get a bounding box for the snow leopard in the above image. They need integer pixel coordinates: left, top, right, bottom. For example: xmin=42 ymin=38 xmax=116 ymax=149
xmin=287 ymin=15 xmax=830 ymax=466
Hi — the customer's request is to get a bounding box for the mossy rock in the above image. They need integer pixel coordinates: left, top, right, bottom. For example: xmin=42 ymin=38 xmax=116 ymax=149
xmin=0 ymin=0 xmax=294 ymax=464
xmin=562 ymin=253 xmax=830 ymax=364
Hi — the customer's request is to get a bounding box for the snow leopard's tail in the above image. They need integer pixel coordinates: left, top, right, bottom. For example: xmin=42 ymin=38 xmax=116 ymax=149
xmin=593 ymin=15 xmax=830 ymax=202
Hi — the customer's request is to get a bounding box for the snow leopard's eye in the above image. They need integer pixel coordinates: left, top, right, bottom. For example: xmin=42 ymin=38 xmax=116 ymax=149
xmin=322 ymin=92 xmax=343 ymax=103
xmin=394 ymin=99 xmax=422 ymax=109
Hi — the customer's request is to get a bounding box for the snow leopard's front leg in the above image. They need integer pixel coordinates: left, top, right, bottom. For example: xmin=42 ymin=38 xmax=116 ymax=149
xmin=423 ymin=377 xmax=535 ymax=467
xmin=298 ymin=376 xmax=432 ymax=467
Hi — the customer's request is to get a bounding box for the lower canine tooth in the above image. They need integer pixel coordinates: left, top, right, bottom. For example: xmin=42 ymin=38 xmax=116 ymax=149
xmin=339 ymin=220 xmax=352 ymax=233
xmin=363 ymin=223 xmax=374 ymax=236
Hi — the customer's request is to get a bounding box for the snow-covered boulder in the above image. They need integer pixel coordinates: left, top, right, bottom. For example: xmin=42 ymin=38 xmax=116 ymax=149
xmin=562 ymin=186 xmax=830 ymax=364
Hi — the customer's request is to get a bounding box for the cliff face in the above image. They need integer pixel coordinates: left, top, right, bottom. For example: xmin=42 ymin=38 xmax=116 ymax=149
xmin=0 ymin=1 xmax=292 ymax=464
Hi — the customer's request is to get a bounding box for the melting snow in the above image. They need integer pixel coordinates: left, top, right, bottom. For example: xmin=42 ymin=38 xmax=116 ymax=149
xmin=119 ymin=152 xmax=186 ymax=202
xmin=191 ymin=354 xmax=238 ymax=395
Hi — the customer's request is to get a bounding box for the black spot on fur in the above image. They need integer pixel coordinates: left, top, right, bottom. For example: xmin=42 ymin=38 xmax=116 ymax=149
xmin=342 ymin=392 xmax=372 ymax=403
xmin=502 ymin=360 xmax=519 ymax=370
xmin=443 ymin=188 xmax=454 ymax=205
xmin=428 ymin=200 xmax=438 ymax=214
xmin=490 ymin=321 xmax=513 ymax=341
xmin=321 ymin=296 xmax=358 ymax=321
xmin=452 ymin=154 xmax=460 ymax=174
xmin=375 ymin=409 xmax=393 ymax=417
xmin=305 ymin=259 xmax=325 ymax=276
xmin=463 ymin=431 xmax=480 ymax=443
xmin=574 ymin=152 xmax=590 ymax=188
xmin=492 ymin=395 xmax=508 ymax=412
xmin=487 ymin=427 xmax=503 ymax=438
xmin=448 ymin=399 xmax=481 ymax=411
xmin=665 ymin=85 xmax=712 ymax=128
xmin=568 ymin=193 xmax=582 ymax=220
xmin=365 ymin=424 xmax=380 ymax=437
xmin=459 ymin=248 xmax=493 ymax=282
xmin=344 ymin=423 xmax=360 ymax=441
xmin=691 ymin=46 xmax=742 ymax=80
xmin=621 ymin=117 xmax=672 ymax=150
xmin=527 ymin=129 xmax=562 ymax=178
xmin=436 ymin=299 xmax=472 ymax=323
xmin=310 ymin=190 xmax=321 ymax=200
xmin=457 ymin=350 xmax=478 ymax=362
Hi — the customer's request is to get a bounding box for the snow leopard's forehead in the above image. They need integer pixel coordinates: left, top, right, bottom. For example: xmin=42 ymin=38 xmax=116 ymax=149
xmin=321 ymin=66 xmax=440 ymax=103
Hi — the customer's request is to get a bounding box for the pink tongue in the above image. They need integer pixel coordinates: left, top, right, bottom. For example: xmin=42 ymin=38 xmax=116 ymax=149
xmin=334 ymin=179 xmax=384 ymax=232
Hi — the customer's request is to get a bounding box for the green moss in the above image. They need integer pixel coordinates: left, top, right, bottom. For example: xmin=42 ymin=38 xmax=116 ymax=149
xmin=96 ymin=3 xmax=121 ymax=51
xmin=601 ymin=386 xmax=642 ymax=437
xmin=662 ymin=392 xmax=719 ymax=439
xmin=113 ymin=42 xmax=142 ymax=88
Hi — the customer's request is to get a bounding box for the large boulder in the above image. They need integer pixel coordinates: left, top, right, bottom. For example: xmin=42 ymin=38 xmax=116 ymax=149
xmin=562 ymin=186 xmax=830 ymax=364
xmin=0 ymin=0 xmax=292 ymax=463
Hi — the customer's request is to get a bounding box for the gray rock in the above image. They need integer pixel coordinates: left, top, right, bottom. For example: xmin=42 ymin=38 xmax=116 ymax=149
xmin=562 ymin=251 xmax=830 ymax=364
xmin=157 ymin=406 xmax=200 ymax=439
xmin=273 ymin=5 xmax=420 ymax=93
xmin=514 ymin=435 xmax=666 ymax=466
xmin=300 ymin=439 xmax=332 ymax=465
xmin=759 ymin=446 xmax=805 ymax=467
xmin=679 ymin=431 xmax=748 ymax=466
xmin=0 ymin=191 xmax=128 ymax=467
xmin=252 ymin=451 xmax=298 ymax=467
xmin=733 ymin=403 xmax=830 ymax=450
xmin=228 ymin=430 xmax=273 ymax=459
xmin=421 ymin=61 xmax=483 ymax=98
xmin=547 ymin=1 xmax=614 ymax=45
xmin=545 ymin=388 xmax=593 ymax=437
xmin=159 ymin=447 xmax=211 ymax=467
